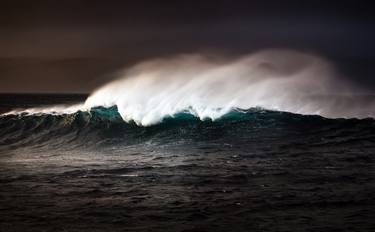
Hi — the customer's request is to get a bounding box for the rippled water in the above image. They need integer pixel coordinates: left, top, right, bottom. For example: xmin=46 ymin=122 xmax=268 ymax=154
xmin=0 ymin=95 xmax=374 ymax=231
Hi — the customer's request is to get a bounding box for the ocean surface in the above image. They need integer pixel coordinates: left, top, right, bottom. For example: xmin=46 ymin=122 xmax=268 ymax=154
xmin=0 ymin=94 xmax=374 ymax=232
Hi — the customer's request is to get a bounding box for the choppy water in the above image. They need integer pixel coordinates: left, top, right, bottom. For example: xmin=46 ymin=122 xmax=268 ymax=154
xmin=0 ymin=95 xmax=374 ymax=231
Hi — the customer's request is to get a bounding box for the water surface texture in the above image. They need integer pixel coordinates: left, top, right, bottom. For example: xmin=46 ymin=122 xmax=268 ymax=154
xmin=0 ymin=94 xmax=374 ymax=232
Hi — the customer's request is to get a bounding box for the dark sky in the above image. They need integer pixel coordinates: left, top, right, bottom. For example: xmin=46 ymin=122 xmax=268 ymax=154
xmin=0 ymin=0 xmax=374 ymax=93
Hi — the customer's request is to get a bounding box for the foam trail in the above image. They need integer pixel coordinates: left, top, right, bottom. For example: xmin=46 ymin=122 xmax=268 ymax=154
xmin=84 ymin=49 xmax=374 ymax=126
xmin=3 ymin=103 xmax=85 ymax=116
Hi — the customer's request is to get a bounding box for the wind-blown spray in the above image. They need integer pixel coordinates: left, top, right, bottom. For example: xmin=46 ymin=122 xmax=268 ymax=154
xmin=84 ymin=49 xmax=373 ymax=126
xmin=3 ymin=49 xmax=374 ymax=126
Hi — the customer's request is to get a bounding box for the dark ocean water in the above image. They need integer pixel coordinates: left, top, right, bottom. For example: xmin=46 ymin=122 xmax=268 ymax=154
xmin=0 ymin=94 xmax=374 ymax=232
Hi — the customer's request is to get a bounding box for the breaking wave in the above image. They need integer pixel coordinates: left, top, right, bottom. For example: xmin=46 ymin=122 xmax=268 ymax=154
xmin=83 ymin=49 xmax=374 ymax=125
xmin=1 ymin=106 xmax=374 ymax=151
xmin=3 ymin=49 xmax=375 ymax=126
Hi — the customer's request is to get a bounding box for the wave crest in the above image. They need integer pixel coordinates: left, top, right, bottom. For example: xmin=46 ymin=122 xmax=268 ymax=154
xmin=2 ymin=50 xmax=374 ymax=126
xmin=84 ymin=49 xmax=373 ymax=126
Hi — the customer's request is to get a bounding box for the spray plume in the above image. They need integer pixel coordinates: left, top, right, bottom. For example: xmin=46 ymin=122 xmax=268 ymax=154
xmin=3 ymin=49 xmax=374 ymax=126
xmin=84 ymin=49 xmax=374 ymax=126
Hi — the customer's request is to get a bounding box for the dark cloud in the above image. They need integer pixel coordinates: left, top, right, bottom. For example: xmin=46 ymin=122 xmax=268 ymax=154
xmin=0 ymin=0 xmax=374 ymax=93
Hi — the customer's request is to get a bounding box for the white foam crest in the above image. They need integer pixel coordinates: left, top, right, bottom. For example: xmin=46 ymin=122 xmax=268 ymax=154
xmin=3 ymin=103 xmax=86 ymax=116
xmin=84 ymin=49 xmax=375 ymax=126
xmin=5 ymin=50 xmax=372 ymax=125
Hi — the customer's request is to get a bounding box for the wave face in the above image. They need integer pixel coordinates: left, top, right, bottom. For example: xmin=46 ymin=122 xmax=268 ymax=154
xmin=84 ymin=50 xmax=375 ymax=126
xmin=1 ymin=106 xmax=375 ymax=152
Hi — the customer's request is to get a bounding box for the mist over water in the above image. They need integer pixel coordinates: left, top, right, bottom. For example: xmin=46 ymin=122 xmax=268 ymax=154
xmin=84 ymin=49 xmax=374 ymax=126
